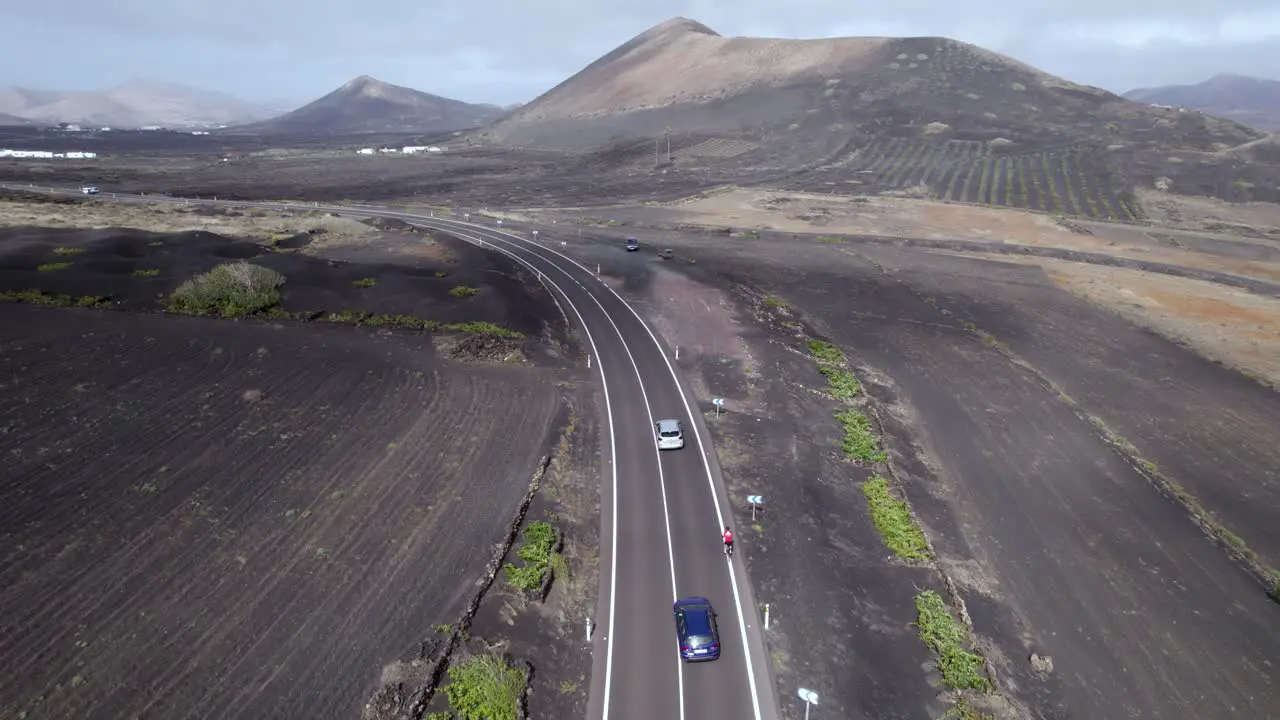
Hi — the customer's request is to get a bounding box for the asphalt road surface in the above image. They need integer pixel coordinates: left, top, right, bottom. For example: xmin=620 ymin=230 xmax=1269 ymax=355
xmin=8 ymin=186 xmax=782 ymax=720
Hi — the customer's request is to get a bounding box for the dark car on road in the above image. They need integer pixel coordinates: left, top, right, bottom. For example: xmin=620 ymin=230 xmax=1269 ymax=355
xmin=625 ymin=236 xmax=639 ymax=251
xmin=673 ymin=596 xmax=720 ymax=661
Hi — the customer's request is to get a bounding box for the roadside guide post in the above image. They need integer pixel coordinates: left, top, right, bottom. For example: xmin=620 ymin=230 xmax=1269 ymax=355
xmin=587 ymin=355 xmax=592 ymax=369
xmin=586 ymin=615 xmax=592 ymax=642
xmin=798 ymin=688 xmax=819 ymax=720
xmin=747 ymin=494 xmax=763 ymax=522
xmin=712 ymin=397 xmax=724 ymax=417
xmin=674 ymin=345 xmax=679 ymax=359
xmin=764 ymin=603 xmax=771 ymax=630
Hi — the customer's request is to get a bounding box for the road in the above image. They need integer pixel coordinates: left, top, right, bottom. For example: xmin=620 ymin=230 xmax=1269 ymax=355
xmin=4 ymin=185 xmax=782 ymax=720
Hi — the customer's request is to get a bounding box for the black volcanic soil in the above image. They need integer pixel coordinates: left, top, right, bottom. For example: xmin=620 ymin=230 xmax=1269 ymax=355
xmin=0 ymin=216 xmax=604 ymax=718
xmin=533 ymin=226 xmax=1280 ymax=718
xmin=0 ymin=303 xmax=571 ymax=719
xmin=0 ymin=223 xmax=557 ymax=344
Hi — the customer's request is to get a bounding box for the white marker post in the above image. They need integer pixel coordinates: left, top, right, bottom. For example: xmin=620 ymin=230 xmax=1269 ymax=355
xmin=674 ymin=346 xmax=679 ymax=359
xmin=712 ymin=397 xmax=724 ymax=417
xmin=798 ymin=688 xmax=819 ymax=720
xmin=747 ymin=494 xmax=763 ymax=522
xmin=586 ymin=615 xmax=592 ymax=642
xmin=587 ymin=354 xmax=592 ymax=369
xmin=764 ymin=603 xmax=771 ymax=630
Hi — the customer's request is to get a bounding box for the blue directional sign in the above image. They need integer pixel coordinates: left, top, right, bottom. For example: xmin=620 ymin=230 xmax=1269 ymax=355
xmin=747 ymin=495 xmax=763 ymax=505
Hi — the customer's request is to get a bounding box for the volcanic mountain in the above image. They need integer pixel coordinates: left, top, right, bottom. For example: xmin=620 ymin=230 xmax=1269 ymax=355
xmin=1124 ymin=74 xmax=1280 ymax=131
xmin=480 ymin=17 xmax=1279 ymax=210
xmin=0 ymin=81 xmax=275 ymax=128
xmin=237 ymin=76 xmax=503 ymax=135
xmin=482 ymin=18 xmax=1268 ymax=151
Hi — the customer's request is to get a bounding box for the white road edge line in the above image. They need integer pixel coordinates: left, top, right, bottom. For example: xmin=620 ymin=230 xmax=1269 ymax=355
xmin=407 ymin=224 xmax=630 ymax=720
xmin=421 ymin=220 xmax=687 ymax=720
xmin=441 ymin=219 xmax=768 ymax=720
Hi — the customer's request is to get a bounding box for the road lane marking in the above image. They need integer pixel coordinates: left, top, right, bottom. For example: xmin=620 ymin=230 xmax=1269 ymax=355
xmin=426 ymin=220 xmax=686 ymax=720
xmin=438 ymin=219 xmax=770 ymax=720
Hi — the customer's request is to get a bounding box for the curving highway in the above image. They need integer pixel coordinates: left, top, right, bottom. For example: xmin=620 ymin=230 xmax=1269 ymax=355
xmin=6 ymin=186 xmax=782 ymax=720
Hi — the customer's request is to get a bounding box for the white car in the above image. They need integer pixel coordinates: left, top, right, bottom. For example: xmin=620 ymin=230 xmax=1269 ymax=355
xmin=80 ymin=186 xmax=99 ymax=194
xmin=655 ymin=419 xmax=684 ymax=450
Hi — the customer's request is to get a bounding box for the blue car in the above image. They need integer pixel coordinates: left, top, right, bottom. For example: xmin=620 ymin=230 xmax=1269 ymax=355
xmin=625 ymin=236 xmax=639 ymax=251
xmin=673 ymin=596 xmax=721 ymax=662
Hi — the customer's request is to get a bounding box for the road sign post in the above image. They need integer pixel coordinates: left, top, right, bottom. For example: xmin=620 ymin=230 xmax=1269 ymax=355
xmin=531 ymin=230 xmax=538 ymax=242
xmin=747 ymin=494 xmax=763 ymax=521
xmin=798 ymin=688 xmax=819 ymax=720
xmin=712 ymin=397 xmax=724 ymax=417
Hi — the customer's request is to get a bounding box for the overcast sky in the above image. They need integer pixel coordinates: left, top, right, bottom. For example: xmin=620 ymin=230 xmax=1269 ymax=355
xmin=3 ymin=1 xmax=1279 ymax=107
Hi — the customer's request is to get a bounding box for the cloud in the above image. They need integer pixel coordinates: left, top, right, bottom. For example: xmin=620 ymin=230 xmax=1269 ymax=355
xmin=2 ymin=1 xmax=1279 ymax=105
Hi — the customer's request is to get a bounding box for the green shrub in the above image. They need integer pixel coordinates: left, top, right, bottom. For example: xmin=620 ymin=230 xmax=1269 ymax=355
xmin=450 ymin=285 xmax=480 ymax=298
xmin=834 ymin=408 xmax=886 ymax=462
xmin=352 ymin=277 xmax=377 ymax=288
xmin=168 ymin=262 xmax=285 ymax=317
xmin=862 ymin=476 xmax=931 ymax=560
xmin=807 ymin=339 xmax=845 ymax=365
xmin=37 ymin=262 xmax=72 ymax=271
xmin=504 ymin=521 xmax=557 ymax=592
xmin=819 ymin=366 xmax=861 ymax=399
xmin=442 ymin=654 xmax=526 ymax=720
xmin=915 ymin=590 xmax=990 ymax=691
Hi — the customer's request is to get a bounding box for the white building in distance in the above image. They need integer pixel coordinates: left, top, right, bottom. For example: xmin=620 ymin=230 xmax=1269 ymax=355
xmin=0 ymin=149 xmax=96 ymax=158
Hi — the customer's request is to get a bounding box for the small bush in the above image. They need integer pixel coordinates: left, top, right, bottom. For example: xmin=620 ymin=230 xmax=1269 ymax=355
xmin=835 ymin=408 xmax=886 ymax=462
xmin=862 ymin=476 xmax=932 ymax=560
xmin=807 ymin=339 xmax=845 ymax=365
xmin=0 ymin=289 xmax=107 ymax=307
xmin=169 ymin=262 xmax=285 ymax=317
xmin=37 ymin=262 xmax=72 ymax=271
xmin=504 ymin=520 xmax=557 ymax=592
xmin=352 ymin=277 xmax=377 ymax=288
xmin=763 ymin=296 xmax=786 ymax=308
xmin=323 ymin=309 xmax=371 ymax=323
xmin=52 ymin=247 xmax=84 ymax=256
xmin=442 ymin=654 xmax=526 ymax=720
xmin=915 ymin=590 xmax=990 ymax=691
xmin=445 ymin=321 xmax=523 ymax=339
xmin=133 ymin=268 xmax=161 ymax=277
xmin=819 ymin=366 xmax=861 ymax=399
xmin=450 ymin=285 xmax=480 ymax=298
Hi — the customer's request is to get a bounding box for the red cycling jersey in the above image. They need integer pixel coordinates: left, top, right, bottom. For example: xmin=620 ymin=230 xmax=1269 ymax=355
xmin=723 ymin=530 xmax=733 ymax=544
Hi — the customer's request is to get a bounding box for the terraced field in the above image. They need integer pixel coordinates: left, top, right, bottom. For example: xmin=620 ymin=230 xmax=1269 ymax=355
xmin=777 ymin=137 xmax=1142 ymax=220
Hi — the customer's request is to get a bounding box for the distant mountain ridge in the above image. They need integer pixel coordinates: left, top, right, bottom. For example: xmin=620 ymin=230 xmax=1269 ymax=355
xmin=0 ymin=80 xmax=279 ymax=128
xmin=229 ymin=76 xmax=504 ymax=135
xmin=1123 ymin=74 xmax=1280 ymax=131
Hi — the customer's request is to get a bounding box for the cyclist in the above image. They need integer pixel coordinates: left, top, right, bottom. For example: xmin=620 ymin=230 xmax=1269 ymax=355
xmin=722 ymin=526 xmax=734 ymax=556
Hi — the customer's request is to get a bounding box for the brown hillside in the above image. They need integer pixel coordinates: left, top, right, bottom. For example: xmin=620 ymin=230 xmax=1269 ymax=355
xmin=481 ymin=18 xmax=1280 ymax=214
xmin=235 ymin=76 xmax=503 ymax=136
xmin=1124 ymin=74 xmax=1280 ymax=132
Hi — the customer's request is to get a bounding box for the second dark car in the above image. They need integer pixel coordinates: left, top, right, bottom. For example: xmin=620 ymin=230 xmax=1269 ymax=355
xmin=673 ymin=596 xmax=721 ymax=661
